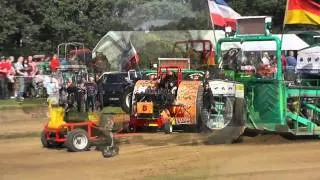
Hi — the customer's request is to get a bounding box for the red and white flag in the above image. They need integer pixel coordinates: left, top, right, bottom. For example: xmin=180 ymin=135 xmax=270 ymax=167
xmin=122 ymin=41 xmax=140 ymax=71
xmin=207 ymin=0 xmax=241 ymax=30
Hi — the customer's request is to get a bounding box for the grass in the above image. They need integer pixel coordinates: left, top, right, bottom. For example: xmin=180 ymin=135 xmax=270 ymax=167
xmin=102 ymin=106 xmax=126 ymax=114
xmin=0 ymin=98 xmax=47 ymax=110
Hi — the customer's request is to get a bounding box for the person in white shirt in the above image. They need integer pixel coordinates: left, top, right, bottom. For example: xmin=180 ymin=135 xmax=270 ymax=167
xmin=14 ymin=56 xmax=27 ymax=101
xmin=261 ymin=52 xmax=270 ymax=65
xmin=44 ymin=75 xmax=60 ymax=105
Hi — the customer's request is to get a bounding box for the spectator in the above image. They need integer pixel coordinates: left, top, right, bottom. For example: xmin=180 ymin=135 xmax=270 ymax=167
xmin=50 ymin=54 xmax=60 ymax=72
xmin=6 ymin=56 xmax=16 ymax=98
xmin=44 ymin=75 xmax=60 ymax=103
xmin=261 ymin=52 xmax=270 ymax=65
xmin=28 ymin=55 xmax=38 ymax=76
xmin=23 ymin=57 xmax=33 ymax=97
xmin=38 ymin=56 xmax=50 ymax=74
xmin=85 ymin=76 xmax=98 ymax=112
xmin=286 ymin=51 xmax=297 ymax=67
xmin=281 ymin=51 xmax=287 ymax=71
xmin=0 ymin=56 xmax=9 ymax=99
xmin=269 ymin=55 xmax=277 ymax=66
xmin=15 ymin=56 xmax=27 ymax=101
xmin=60 ymin=57 xmax=69 ymax=66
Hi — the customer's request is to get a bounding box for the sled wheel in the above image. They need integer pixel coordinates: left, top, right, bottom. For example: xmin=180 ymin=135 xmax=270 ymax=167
xmin=65 ymin=129 xmax=90 ymax=152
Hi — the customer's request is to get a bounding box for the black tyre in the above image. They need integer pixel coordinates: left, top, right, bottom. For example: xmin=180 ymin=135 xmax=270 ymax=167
xmin=200 ymin=97 xmax=245 ymax=144
xmin=195 ymin=86 xmax=204 ymax=132
xmin=120 ymin=87 xmax=133 ymax=114
xmin=164 ymin=121 xmax=173 ymax=134
xmin=41 ymin=130 xmax=49 ymax=148
xmin=41 ymin=130 xmax=62 ymax=148
xmin=102 ymin=146 xmax=119 ymax=158
xmin=65 ymin=129 xmax=90 ymax=152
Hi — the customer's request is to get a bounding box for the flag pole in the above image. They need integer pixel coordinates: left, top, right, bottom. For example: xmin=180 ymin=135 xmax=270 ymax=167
xmin=208 ymin=0 xmax=217 ymax=67
xmin=280 ymin=0 xmax=289 ymax=51
xmin=280 ymin=0 xmax=289 ymax=79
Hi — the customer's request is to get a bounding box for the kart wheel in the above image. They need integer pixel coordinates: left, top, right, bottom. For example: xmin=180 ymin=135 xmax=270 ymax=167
xmin=40 ymin=130 xmax=49 ymax=148
xmin=164 ymin=121 xmax=173 ymax=134
xmin=65 ymin=129 xmax=90 ymax=152
xmin=41 ymin=130 xmax=62 ymax=148
xmin=101 ymin=146 xmax=119 ymax=158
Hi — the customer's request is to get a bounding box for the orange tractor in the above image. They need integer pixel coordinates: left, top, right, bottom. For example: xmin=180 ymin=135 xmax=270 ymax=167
xmin=127 ymin=66 xmax=204 ymax=133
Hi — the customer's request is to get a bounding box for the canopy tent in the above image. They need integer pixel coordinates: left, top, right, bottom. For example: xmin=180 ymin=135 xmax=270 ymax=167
xmin=220 ymin=34 xmax=309 ymax=51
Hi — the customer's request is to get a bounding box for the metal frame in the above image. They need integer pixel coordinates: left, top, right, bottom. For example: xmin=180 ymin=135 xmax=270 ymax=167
xmin=57 ymin=42 xmax=85 ymax=61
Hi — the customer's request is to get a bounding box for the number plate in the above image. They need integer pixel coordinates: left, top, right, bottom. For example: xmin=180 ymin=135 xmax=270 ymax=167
xmin=137 ymin=102 xmax=153 ymax=114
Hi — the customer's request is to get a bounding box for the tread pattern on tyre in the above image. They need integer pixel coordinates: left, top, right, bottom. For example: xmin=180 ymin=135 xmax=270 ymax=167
xmin=200 ymin=97 xmax=245 ymax=144
xmin=65 ymin=128 xmax=90 ymax=152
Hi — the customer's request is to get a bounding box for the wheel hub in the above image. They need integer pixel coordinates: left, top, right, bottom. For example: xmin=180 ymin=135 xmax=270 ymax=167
xmin=73 ymin=135 xmax=88 ymax=150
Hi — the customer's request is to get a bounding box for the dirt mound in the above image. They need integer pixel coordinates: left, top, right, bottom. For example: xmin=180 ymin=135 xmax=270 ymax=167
xmin=243 ymin=135 xmax=291 ymax=144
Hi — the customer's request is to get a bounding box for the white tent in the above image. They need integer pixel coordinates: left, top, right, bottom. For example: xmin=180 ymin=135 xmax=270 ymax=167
xmin=221 ymin=34 xmax=309 ymax=51
xmin=296 ymin=44 xmax=320 ymax=74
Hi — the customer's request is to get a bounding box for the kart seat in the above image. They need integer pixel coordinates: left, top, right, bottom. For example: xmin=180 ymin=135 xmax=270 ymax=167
xmin=47 ymin=101 xmax=66 ymax=129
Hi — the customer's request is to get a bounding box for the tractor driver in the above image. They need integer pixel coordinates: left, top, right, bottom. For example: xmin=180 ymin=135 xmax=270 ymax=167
xmin=160 ymin=70 xmax=177 ymax=91
xmin=203 ymin=83 xmax=215 ymax=112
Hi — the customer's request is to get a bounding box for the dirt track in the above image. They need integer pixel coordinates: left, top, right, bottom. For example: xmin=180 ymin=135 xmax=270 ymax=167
xmin=1 ymin=107 xmax=320 ymax=180
xmin=1 ymin=133 xmax=320 ymax=180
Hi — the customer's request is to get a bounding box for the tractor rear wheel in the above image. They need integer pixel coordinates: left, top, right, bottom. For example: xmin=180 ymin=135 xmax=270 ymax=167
xmin=201 ymin=97 xmax=246 ymax=144
xmin=120 ymin=87 xmax=133 ymax=114
xmin=65 ymin=129 xmax=90 ymax=152
xmin=196 ymin=86 xmax=203 ymax=132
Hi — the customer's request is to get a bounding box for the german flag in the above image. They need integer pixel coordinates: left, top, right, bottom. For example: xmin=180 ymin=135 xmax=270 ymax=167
xmin=284 ymin=0 xmax=320 ymax=25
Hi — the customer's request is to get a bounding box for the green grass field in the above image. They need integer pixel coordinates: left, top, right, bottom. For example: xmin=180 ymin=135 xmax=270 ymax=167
xmin=0 ymin=98 xmax=47 ymax=110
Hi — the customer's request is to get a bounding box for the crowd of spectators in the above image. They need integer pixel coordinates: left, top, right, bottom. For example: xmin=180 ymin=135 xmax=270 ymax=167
xmin=0 ymin=55 xmax=61 ymax=101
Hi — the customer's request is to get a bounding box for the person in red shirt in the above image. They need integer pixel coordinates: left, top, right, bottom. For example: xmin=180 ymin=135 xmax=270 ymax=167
xmin=281 ymin=51 xmax=287 ymax=72
xmin=28 ymin=56 xmax=38 ymax=76
xmin=50 ymin=54 xmax=60 ymax=72
xmin=5 ymin=57 xmax=16 ymax=98
xmin=0 ymin=56 xmax=9 ymax=99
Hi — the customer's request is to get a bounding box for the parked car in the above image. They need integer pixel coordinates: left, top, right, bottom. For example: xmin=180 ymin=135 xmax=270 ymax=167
xmin=98 ymin=70 xmax=138 ymax=113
